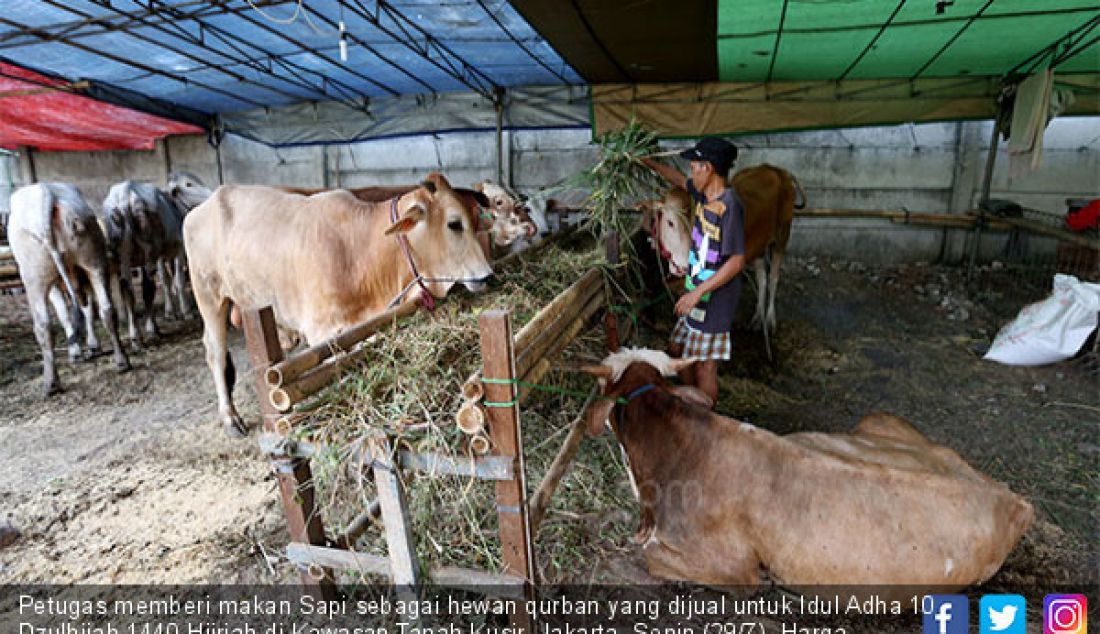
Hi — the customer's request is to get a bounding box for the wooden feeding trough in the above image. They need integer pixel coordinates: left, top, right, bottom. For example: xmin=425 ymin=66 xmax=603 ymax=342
xmin=241 ymin=230 xmax=631 ymax=614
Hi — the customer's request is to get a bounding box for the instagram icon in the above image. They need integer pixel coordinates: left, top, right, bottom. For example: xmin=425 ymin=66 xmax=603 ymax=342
xmin=1044 ymin=595 xmax=1087 ymax=634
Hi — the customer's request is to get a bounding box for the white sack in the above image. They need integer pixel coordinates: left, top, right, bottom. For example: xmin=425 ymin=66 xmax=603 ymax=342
xmin=985 ymin=274 xmax=1100 ymax=366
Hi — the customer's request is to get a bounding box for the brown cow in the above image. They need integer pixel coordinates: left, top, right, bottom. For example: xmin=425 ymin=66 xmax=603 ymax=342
xmin=184 ymin=173 xmax=492 ymax=437
xmin=643 ymin=164 xmax=805 ymax=332
xmin=581 ymin=348 xmax=1034 ymax=592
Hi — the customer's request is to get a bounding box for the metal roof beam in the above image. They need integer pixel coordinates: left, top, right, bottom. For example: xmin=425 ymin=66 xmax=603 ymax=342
xmin=0 ymin=15 xmax=265 ymax=110
xmin=910 ymin=0 xmax=995 ymax=80
xmin=473 ymin=0 xmax=572 ymax=84
xmin=765 ymin=0 xmax=790 ymax=83
xmin=149 ymin=1 xmax=374 ymax=108
xmin=1009 ymin=15 xmax=1100 ymax=76
xmin=0 ymin=0 xmax=297 ymax=50
xmin=294 ymin=2 xmax=436 ymax=95
xmin=838 ymin=0 xmax=907 ymax=82
xmin=39 ymin=0 xmax=325 ymax=108
xmin=228 ymin=2 xmax=403 ymax=97
xmin=344 ymin=0 xmax=500 ymax=98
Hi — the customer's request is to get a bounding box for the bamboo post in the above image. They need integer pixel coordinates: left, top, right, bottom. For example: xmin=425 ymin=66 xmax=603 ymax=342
xmin=478 ymin=310 xmax=535 ymax=632
xmin=266 ymin=301 xmax=418 ymax=389
xmin=242 ymin=307 xmax=334 ymax=597
xmin=369 ymin=435 xmax=421 ymax=593
xmin=968 ymin=118 xmax=1001 ymax=286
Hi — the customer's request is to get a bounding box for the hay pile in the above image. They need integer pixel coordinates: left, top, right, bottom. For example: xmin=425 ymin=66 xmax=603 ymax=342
xmin=287 ymin=235 xmax=635 ymax=579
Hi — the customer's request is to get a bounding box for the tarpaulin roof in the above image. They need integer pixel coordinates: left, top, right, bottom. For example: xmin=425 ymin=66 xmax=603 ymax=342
xmin=0 ymin=61 xmax=203 ymax=151
xmin=0 ymin=0 xmax=583 ymax=148
xmin=514 ymin=0 xmax=1099 ymax=137
xmin=0 ymin=1 xmax=1097 ymax=147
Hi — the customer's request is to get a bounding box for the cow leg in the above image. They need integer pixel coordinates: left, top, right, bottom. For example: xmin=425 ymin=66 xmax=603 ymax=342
xmin=87 ymin=266 xmax=131 ymax=372
xmin=47 ymin=285 xmax=83 ymax=363
xmin=766 ymin=246 xmax=784 ymax=333
xmin=141 ymin=266 xmax=160 ymax=341
xmin=115 ymin=271 xmax=144 ymax=352
xmin=173 ymin=256 xmax=193 ymax=320
xmin=750 ymin=258 xmax=768 ymax=331
xmin=196 ymin=294 xmax=247 ymax=438
xmin=158 ymin=259 xmax=178 ymax=322
xmin=77 ymin=287 xmax=101 ymax=359
xmin=28 ymin=284 xmax=61 ymax=396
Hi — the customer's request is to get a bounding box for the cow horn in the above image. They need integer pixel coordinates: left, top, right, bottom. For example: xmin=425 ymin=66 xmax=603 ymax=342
xmin=577 ymin=364 xmax=613 ymax=380
xmin=667 ymin=357 xmax=697 ymax=375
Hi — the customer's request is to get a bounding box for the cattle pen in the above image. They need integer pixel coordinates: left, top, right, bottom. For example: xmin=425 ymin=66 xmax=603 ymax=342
xmin=237 ymin=227 xmax=635 ymax=606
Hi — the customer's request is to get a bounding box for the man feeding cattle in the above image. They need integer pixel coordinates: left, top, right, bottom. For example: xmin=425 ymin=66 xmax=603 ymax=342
xmin=642 ymin=138 xmax=745 ymax=407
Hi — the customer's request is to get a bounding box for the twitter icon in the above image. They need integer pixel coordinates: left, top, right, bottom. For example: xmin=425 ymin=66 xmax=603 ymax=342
xmin=981 ymin=594 xmax=1026 ymax=634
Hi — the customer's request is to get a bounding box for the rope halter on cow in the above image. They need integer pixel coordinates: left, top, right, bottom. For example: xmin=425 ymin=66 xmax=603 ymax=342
xmin=385 ymin=196 xmax=493 ymax=312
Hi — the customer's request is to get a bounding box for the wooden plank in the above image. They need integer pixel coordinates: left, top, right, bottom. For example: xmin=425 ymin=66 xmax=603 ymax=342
xmin=370 ymin=435 xmax=421 ymax=587
xmin=478 ymin=310 xmax=535 ymax=632
xmin=242 ymin=307 xmax=335 ymax=597
xmin=258 ymin=434 xmax=514 ymax=481
xmin=285 ymin=544 xmax=527 ymax=598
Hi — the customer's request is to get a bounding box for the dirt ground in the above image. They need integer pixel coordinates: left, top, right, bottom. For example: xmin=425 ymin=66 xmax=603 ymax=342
xmin=0 ymin=252 xmax=1096 ymax=591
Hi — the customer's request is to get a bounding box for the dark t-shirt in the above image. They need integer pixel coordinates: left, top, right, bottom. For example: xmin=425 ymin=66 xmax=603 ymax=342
xmin=683 ymin=179 xmax=746 ymax=333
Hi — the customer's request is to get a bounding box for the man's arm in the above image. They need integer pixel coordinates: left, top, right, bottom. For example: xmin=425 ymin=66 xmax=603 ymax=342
xmin=642 ymin=157 xmax=688 ymax=190
xmin=674 ymin=254 xmax=745 ymax=317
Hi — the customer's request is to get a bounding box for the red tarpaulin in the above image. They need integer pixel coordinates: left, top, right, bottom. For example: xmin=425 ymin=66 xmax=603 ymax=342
xmin=0 ymin=62 xmax=203 ymax=152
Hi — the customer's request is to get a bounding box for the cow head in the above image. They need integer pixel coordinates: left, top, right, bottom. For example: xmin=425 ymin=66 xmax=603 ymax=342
xmin=636 ymin=188 xmax=692 ymax=277
xmin=384 ymin=172 xmax=493 ymax=295
xmin=580 ymin=348 xmax=696 ymax=437
xmin=475 ymin=180 xmax=537 ymax=246
xmin=167 ymin=171 xmax=213 ymax=212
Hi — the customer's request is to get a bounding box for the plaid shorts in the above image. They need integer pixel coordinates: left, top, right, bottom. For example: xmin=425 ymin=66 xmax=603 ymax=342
xmin=670 ymin=317 xmax=731 ymax=361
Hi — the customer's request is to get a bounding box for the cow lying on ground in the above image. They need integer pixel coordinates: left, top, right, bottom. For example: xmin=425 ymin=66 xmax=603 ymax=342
xmin=8 ymin=183 xmax=130 ymax=395
xmin=580 ymin=348 xmax=1033 ymax=592
xmin=185 ymin=173 xmax=493 ymax=437
xmin=642 ymin=164 xmax=805 ymax=332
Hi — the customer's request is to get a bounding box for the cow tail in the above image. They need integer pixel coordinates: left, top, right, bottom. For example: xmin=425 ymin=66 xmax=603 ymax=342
xmin=224 ymin=350 xmax=236 ymax=393
xmin=43 ymin=194 xmax=87 ymax=339
xmin=791 ymin=172 xmax=807 ymax=210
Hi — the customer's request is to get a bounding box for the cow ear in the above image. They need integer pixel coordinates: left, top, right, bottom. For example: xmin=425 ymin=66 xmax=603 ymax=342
xmin=425 ymin=172 xmax=452 ymax=191
xmin=420 ymin=180 xmax=437 ymax=194
xmin=384 ymin=203 xmax=426 ymax=235
xmin=584 ymin=398 xmax=616 ymax=438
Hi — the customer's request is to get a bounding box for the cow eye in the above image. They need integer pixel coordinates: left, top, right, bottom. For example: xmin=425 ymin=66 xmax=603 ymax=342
xmin=447 ymin=219 xmax=463 ymax=232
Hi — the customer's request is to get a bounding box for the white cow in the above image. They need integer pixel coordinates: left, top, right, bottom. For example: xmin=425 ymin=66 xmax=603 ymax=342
xmin=8 ymin=183 xmax=130 ymax=395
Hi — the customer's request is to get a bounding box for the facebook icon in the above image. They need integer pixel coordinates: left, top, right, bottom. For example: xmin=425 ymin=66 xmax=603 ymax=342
xmin=924 ymin=595 xmax=970 ymax=634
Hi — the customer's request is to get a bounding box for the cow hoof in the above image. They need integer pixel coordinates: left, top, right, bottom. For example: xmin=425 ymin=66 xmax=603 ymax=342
xmin=42 ymin=382 xmax=63 ymax=398
xmin=82 ymin=347 xmax=102 ymax=362
xmin=223 ymin=416 xmax=250 ymax=439
xmin=114 ymin=357 xmax=132 ymax=373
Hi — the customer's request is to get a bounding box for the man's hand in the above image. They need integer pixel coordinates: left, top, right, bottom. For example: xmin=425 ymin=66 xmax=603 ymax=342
xmin=675 ymin=288 xmax=705 ymax=317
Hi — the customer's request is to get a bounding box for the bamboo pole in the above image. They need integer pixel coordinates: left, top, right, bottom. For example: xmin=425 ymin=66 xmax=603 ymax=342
xmin=517 ymin=288 xmax=605 ymax=396
xmin=469 ymin=433 xmax=491 ymax=455
xmin=529 ymin=386 xmax=600 ymax=535
xmin=265 ymin=301 xmax=418 ymax=389
xmin=515 ymin=278 xmax=603 ymax=378
xmin=332 ymin=499 xmax=382 ymax=549
xmin=455 ymin=400 xmax=487 ymax=435
xmin=461 ymin=375 xmax=484 ymax=401
xmin=514 ymin=268 xmax=602 ymax=355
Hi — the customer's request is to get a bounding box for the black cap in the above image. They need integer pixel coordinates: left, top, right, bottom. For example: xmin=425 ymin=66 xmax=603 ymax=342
xmin=680 ymin=137 xmax=737 ymax=174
